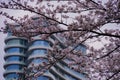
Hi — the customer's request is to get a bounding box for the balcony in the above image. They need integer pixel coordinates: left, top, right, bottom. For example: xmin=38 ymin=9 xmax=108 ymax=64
xmin=28 ymin=46 xmax=52 ymax=52
xmin=43 ymin=71 xmax=56 ymax=80
xmin=3 ymin=70 xmax=24 ymax=77
xmin=50 ymin=66 xmax=66 ymax=80
xmin=4 ymin=61 xmax=26 ymax=68
xmin=5 ymin=36 xmax=27 ymax=43
xmin=56 ymin=63 xmax=87 ymax=80
xmin=4 ymin=44 xmax=27 ymax=50
xmin=4 ymin=53 xmax=25 ymax=59
xmin=28 ymin=54 xmax=47 ymax=60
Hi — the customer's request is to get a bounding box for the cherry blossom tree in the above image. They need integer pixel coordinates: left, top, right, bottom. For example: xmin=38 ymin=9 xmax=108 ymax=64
xmin=0 ymin=0 xmax=120 ymax=80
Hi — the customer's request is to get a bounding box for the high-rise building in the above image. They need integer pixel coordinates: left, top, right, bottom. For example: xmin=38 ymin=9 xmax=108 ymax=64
xmin=4 ymin=16 xmax=87 ymax=80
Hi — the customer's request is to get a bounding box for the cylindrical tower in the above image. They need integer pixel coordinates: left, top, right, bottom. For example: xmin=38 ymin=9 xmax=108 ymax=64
xmin=4 ymin=36 xmax=28 ymax=80
xmin=27 ymin=36 xmax=54 ymax=80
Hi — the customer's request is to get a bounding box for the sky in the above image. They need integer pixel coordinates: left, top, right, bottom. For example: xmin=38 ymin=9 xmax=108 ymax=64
xmin=0 ymin=15 xmax=6 ymax=80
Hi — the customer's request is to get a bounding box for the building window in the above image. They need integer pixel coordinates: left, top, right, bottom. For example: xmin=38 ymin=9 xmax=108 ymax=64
xmin=64 ymin=74 xmax=77 ymax=80
xmin=6 ymin=48 xmax=25 ymax=54
xmin=6 ymin=56 xmax=25 ymax=62
xmin=31 ymin=49 xmax=47 ymax=56
xmin=50 ymin=36 xmax=56 ymax=41
xmin=20 ymin=40 xmax=27 ymax=45
xmin=7 ymin=39 xmax=27 ymax=45
xmin=32 ymin=40 xmax=50 ymax=47
xmin=6 ymin=65 xmax=23 ymax=70
xmin=61 ymin=61 xmax=86 ymax=79
xmin=37 ymin=76 xmax=49 ymax=80
xmin=7 ymin=40 xmax=19 ymax=45
xmin=6 ymin=73 xmax=19 ymax=80
xmin=74 ymin=45 xmax=86 ymax=53
xmin=31 ymin=58 xmax=48 ymax=64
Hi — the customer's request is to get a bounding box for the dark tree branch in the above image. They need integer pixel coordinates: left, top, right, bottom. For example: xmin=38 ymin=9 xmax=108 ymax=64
xmin=90 ymin=30 xmax=120 ymax=39
xmin=106 ymin=70 xmax=120 ymax=80
xmin=96 ymin=45 xmax=120 ymax=60
xmin=90 ymin=0 xmax=107 ymax=11
xmin=13 ymin=29 xmax=120 ymax=39
xmin=11 ymin=0 xmax=69 ymax=26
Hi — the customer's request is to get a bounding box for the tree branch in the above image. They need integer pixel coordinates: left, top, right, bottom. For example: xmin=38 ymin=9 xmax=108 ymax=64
xmin=11 ymin=0 xmax=68 ymax=26
xmin=106 ymin=69 xmax=120 ymax=80
xmin=96 ymin=45 xmax=120 ymax=60
xmin=13 ymin=29 xmax=120 ymax=39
